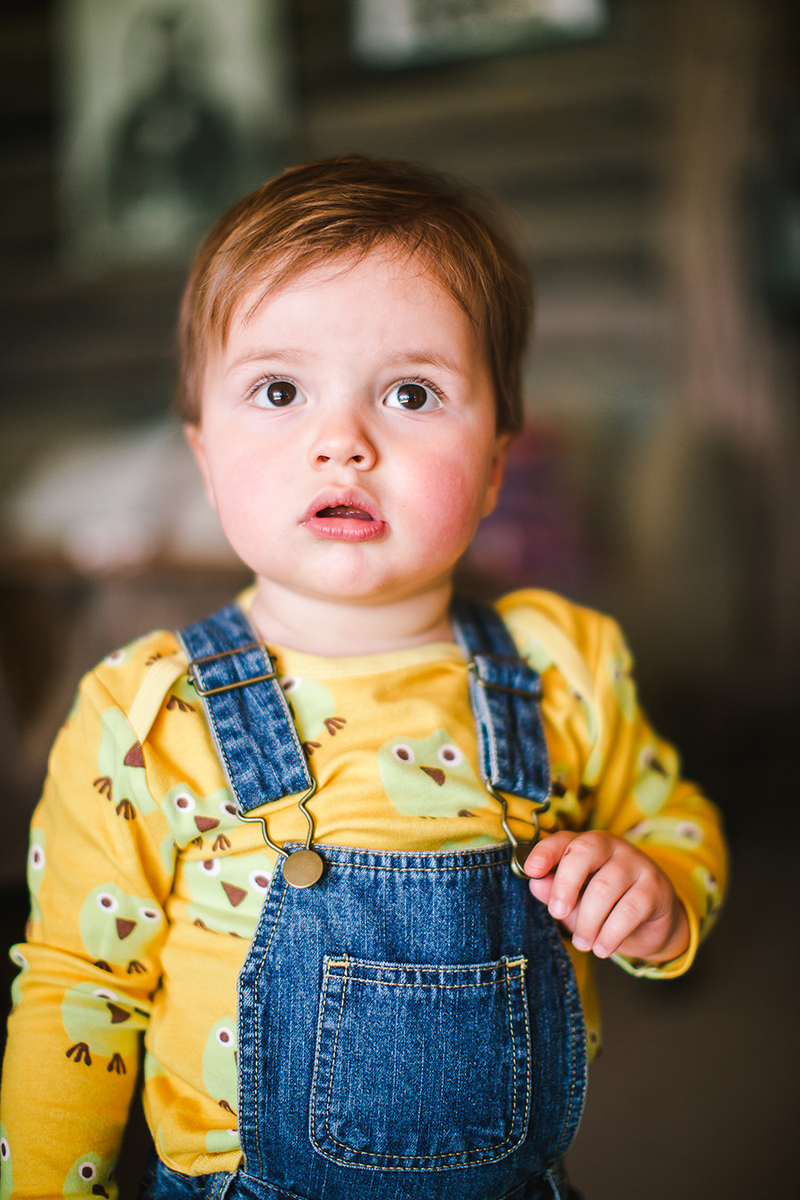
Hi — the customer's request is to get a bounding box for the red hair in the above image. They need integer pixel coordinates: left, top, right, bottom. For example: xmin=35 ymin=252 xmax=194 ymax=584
xmin=177 ymin=154 xmax=532 ymax=432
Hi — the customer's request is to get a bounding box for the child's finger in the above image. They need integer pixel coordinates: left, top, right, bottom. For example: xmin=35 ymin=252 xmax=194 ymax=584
xmin=522 ymin=830 xmax=579 ymax=878
xmin=526 ymin=869 xmax=556 ymax=907
xmin=542 ymin=832 xmax=614 ymax=921
xmin=588 ymin=888 xmax=651 ymax=957
xmin=569 ymin=874 xmax=641 ymax=955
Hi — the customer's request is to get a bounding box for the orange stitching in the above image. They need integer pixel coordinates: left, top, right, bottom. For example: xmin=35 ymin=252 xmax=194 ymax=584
xmin=247 ymin=881 xmax=287 ymax=1171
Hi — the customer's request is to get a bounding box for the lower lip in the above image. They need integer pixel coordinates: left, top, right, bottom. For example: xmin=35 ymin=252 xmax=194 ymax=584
xmin=302 ymin=515 xmax=388 ymax=542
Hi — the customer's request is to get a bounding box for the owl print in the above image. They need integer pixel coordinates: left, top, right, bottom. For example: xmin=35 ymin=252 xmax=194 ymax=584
xmin=79 ymin=882 xmax=163 ymax=975
xmin=378 ymin=729 xmax=486 ymax=818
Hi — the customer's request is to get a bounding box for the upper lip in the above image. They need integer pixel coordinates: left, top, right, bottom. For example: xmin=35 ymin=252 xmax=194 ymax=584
xmin=302 ymin=487 xmax=384 ymax=524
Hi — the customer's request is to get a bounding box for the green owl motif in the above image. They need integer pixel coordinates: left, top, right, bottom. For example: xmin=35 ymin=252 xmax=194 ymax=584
xmin=606 ymin=646 xmax=636 ymax=722
xmin=9 ymin=946 xmax=29 ymax=1012
xmin=160 ymin=831 xmax=178 ymax=875
xmin=520 ymin=637 xmax=555 ymax=676
xmin=692 ymin=865 xmax=724 ymax=937
xmin=27 ymin=828 xmax=45 ymax=928
xmin=627 ymin=815 xmax=704 ymax=850
xmin=79 ymin=882 xmax=164 ymax=975
xmin=61 ymin=981 xmax=147 ymax=1074
xmin=437 ymin=835 xmax=497 ymax=851
xmin=202 ymin=1015 xmax=239 ymax=1118
xmin=378 ymin=729 xmax=486 ymax=818
xmin=102 ymin=638 xmax=146 ymax=670
xmin=630 ymin=744 xmax=677 ymax=816
xmin=546 ymin=765 xmax=588 ymax=826
xmin=63 ymin=1150 xmax=115 ymax=1198
xmin=206 ymin=1125 xmax=242 ymax=1154
xmin=280 ymin=674 xmax=345 ymax=750
xmin=166 ymin=671 xmax=200 ymax=709
xmin=186 ymin=852 xmax=272 ymax=938
xmin=161 ymin=784 xmax=241 ymax=851
xmin=93 ymin=708 xmax=157 ymax=820
xmin=0 ymin=1122 xmax=12 ymax=1200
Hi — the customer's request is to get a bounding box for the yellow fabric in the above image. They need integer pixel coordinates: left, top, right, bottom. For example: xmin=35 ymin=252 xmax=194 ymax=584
xmin=0 ymin=589 xmax=727 ymax=1195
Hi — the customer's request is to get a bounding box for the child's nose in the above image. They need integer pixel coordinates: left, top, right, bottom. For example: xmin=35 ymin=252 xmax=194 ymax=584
xmin=308 ymin=416 xmax=377 ymax=471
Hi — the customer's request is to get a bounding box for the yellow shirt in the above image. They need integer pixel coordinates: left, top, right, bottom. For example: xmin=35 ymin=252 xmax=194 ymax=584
xmin=0 ymin=590 xmax=727 ymax=1194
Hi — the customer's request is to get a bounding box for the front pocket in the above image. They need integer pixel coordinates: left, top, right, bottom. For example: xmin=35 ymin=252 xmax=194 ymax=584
xmin=309 ymin=954 xmax=530 ymax=1171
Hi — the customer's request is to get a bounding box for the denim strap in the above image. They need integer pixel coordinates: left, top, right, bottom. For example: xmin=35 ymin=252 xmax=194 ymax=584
xmin=450 ymin=596 xmax=550 ymax=805
xmin=179 ymin=604 xmax=312 ymax=813
xmin=180 ymin=597 xmax=549 ymax=811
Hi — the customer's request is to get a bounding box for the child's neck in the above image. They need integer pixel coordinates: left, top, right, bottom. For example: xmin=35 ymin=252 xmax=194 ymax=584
xmin=248 ymin=583 xmax=456 ymax=657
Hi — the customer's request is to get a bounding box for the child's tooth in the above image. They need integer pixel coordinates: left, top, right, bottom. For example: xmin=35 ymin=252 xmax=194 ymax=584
xmin=318 ymin=506 xmax=371 ymax=519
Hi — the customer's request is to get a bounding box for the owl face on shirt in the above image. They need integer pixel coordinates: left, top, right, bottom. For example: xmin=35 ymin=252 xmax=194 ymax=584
xmin=95 ymin=708 xmax=157 ymax=818
xmin=27 ymin=829 xmax=45 ymax=927
xmin=378 ymin=728 xmax=486 ymax=818
xmin=0 ymin=1123 xmax=12 ymax=1200
xmin=161 ymin=783 xmax=241 ymax=849
xmin=185 ymin=851 xmax=273 ymax=938
xmin=61 ymin=981 xmax=147 ymax=1063
xmin=79 ymin=883 xmax=163 ymax=974
xmin=63 ymin=1150 xmax=114 ymax=1197
xmin=202 ymin=1015 xmax=239 ymax=1113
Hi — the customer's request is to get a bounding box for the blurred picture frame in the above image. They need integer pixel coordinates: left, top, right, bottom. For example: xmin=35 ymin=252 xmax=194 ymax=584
xmin=353 ymin=0 xmax=608 ymax=70
xmin=56 ymin=0 xmax=295 ymax=274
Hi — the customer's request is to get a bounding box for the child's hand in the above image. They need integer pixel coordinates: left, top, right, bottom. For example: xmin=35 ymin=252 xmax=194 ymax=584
xmin=523 ymin=831 xmax=690 ymax=963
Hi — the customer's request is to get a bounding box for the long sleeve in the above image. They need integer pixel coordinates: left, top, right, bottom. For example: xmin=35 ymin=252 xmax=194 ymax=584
xmin=497 ymin=590 xmax=728 ymax=980
xmin=583 ymin=613 xmax=727 ymax=977
xmin=1 ymin=665 xmax=174 ymax=1198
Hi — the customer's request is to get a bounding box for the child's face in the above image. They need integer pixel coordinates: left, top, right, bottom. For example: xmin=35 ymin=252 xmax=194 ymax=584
xmin=187 ymin=248 xmax=508 ymax=615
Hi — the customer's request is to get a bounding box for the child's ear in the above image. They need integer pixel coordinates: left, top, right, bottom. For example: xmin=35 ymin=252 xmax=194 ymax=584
xmin=184 ymin=423 xmax=217 ymax=510
xmin=481 ymin=433 xmax=511 ymax=518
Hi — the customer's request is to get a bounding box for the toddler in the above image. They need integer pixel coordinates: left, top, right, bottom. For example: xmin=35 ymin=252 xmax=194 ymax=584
xmin=0 ymin=155 xmax=727 ymax=1200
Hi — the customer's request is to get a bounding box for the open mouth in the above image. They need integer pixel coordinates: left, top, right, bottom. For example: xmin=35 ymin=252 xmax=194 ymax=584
xmin=316 ymin=505 xmax=373 ymax=520
xmin=303 ymin=494 xmax=386 ymax=542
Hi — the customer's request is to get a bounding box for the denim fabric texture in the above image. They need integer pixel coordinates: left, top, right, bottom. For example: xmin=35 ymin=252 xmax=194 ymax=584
xmin=138 ymin=1152 xmax=217 ymax=1198
xmin=163 ymin=600 xmax=589 ymax=1200
xmin=183 ymin=605 xmax=313 ymax=810
xmin=139 ymin=1151 xmax=574 ymax=1200
xmin=450 ymin=596 xmax=550 ymax=804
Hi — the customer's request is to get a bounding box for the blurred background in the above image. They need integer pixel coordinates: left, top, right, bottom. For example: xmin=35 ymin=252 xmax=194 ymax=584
xmin=0 ymin=0 xmax=798 ymax=1195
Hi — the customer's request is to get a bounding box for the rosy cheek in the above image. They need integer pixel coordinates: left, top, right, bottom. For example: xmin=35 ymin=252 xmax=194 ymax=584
xmin=410 ymin=459 xmax=489 ymax=545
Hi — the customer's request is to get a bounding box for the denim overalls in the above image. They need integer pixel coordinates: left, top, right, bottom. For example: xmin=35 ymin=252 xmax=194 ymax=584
xmin=141 ymin=599 xmax=587 ymax=1200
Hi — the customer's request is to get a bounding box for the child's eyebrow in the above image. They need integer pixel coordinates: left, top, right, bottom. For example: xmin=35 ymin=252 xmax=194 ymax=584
xmin=381 ymin=351 xmax=466 ymax=376
xmin=224 ymin=347 xmax=311 ymax=375
xmin=224 ymin=348 xmax=469 ymax=377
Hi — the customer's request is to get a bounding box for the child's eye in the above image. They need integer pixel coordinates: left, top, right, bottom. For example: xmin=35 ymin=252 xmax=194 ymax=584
xmin=249 ymin=378 xmax=305 ymax=409
xmin=384 ymin=381 xmax=442 ymax=412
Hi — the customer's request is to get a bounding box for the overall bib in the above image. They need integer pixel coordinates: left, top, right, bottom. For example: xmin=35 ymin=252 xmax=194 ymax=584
xmin=141 ymin=600 xmax=587 ymax=1200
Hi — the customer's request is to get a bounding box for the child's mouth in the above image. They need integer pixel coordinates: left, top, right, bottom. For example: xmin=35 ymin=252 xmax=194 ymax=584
xmin=316 ymin=505 xmax=373 ymax=520
xmin=303 ymin=495 xmax=386 ymax=542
